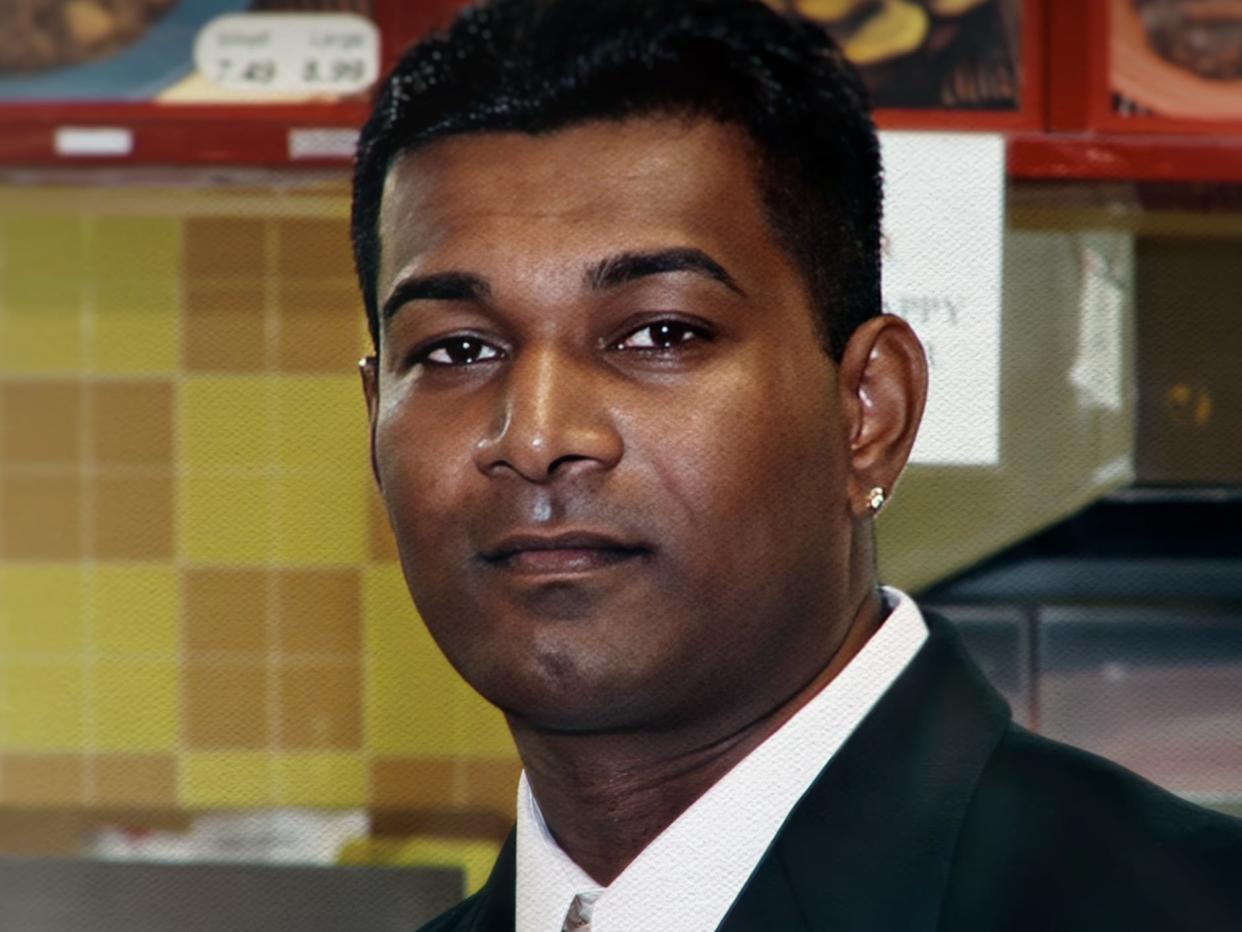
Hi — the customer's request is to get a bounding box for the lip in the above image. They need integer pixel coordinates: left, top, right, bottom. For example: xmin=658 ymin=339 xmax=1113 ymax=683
xmin=480 ymin=531 xmax=650 ymax=576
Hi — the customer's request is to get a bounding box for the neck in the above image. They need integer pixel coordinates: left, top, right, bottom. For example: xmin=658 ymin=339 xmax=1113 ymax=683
xmin=512 ymin=584 xmax=889 ymax=886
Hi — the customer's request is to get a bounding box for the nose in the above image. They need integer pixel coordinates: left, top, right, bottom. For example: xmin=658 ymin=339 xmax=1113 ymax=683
xmin=473 ymin=343 xmax=623 ymax=483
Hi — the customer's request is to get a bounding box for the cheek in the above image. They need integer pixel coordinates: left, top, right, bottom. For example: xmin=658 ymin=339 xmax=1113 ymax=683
xmin=373 ymin=408 xmax=486 ymax=655
xmin=374 ymin=404 xmax=471 ymax=552
xmin=634 ymin=383 xmax=830 ymax=583
xmin=666 ymin=362 xmax=840 ymax=503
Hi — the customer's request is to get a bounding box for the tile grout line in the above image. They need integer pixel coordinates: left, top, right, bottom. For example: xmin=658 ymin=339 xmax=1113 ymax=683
xmin=0 ymin=647 xmax=362 ymax=665
xmin=360 ymin=562 xmax=374 ymax=810
xmin=265 ymin=216 xmax=285 ymax=808
xmin=174 ymin=212 xmax=190 ymax=811
xmin=0 ymin=555 xmax=363 ymax=571
xmin=358 ymin=307 xmax=375 ymax=811
xmin=0 ymin=371 xmax=210 ymax=385
xmin=0 ymin=462 xmax=364 ymax=479
xmin=0 ymin=213 xmax=7 ymax=800
xmin=80 ymin=213 xmax=99 ymax=806
xmin=0 ymin=186 xmax=351 ymax=221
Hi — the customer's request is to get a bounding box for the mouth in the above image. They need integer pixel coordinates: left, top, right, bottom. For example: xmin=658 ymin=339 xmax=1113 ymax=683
xmin=480 ymin=531 xmax=651 ymax=577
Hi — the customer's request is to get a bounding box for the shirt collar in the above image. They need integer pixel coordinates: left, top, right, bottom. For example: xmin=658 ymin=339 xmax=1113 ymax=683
xmin=515 ymin=586 xmax=929 ymax=932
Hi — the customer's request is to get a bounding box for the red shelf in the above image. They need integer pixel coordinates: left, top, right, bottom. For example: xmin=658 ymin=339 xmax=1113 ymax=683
xmin=1009 ymin=134 xmax=1242 ymax=183
xmin=3 ymin=0 xmax=1242 ymax=182
xmin=0 ymin=104 xmax=369 ymax=167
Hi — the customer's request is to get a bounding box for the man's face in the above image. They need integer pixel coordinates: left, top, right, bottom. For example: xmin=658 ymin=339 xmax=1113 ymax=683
xmin=365 ymin=118 xmax=859 ymax=735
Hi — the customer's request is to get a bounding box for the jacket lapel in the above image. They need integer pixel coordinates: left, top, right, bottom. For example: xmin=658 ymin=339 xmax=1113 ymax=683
xmin=718 ymin=610 xmax=1012 ymax=932
xmin=466 ymin=830 xmax=516 ymax=932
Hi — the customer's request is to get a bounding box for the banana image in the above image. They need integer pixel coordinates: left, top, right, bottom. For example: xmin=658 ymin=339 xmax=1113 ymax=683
xmin=927 ymin=0 xmax=991 ymax=16
xmin=842 ymin=0 xmax=931 ymax=65
xmin=792 ymin=0 xmax=877 ymax=23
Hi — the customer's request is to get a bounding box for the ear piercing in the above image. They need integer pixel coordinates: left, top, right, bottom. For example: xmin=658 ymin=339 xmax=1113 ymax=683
xmin=866 ymin=487 xmax=887 ymax=514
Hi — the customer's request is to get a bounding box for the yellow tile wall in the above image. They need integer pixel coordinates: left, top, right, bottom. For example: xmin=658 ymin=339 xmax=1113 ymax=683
xmin=0 ymin=185 xmax=517 ymax=818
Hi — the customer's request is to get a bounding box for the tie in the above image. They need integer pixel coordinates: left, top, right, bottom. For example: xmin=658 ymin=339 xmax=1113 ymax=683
xmin=561 ymin=893 xmax=594 ymax=931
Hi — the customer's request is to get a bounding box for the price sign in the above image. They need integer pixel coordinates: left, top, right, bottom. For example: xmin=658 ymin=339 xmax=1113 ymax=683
xmin=194 ymin=14 xmax=379 ymax=96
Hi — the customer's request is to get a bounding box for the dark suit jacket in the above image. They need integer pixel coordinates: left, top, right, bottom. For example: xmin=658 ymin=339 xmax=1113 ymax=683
xmin=419 ymin=610 xmax=1242 ymax=931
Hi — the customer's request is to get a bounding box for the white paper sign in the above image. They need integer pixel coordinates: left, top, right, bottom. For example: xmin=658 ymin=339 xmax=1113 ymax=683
xmin=195 ymin=14 xmax=380 ymax=96
xmin=880 ymin=132 xmax=1004 ymax=466
xmin=54 ymin=127 xmax=133 ymax=157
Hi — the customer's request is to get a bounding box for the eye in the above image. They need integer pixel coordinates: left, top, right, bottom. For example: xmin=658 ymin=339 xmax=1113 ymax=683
xmin=415 ymin=336 xmax=504 ymax=367
xmin=613 ymin=320 xmax=710 ymax=351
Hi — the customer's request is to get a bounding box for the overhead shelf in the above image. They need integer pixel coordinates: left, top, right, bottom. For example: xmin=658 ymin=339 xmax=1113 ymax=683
xmin=1008 ymin=134 xmax=1242 ymax=183
xmin=2 ymin=0 xmax=1241 ymax=183
xmin=0 ymin=105 xmax=369 ymax=167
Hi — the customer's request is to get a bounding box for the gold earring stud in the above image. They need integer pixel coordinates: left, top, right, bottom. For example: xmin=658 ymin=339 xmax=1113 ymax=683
xmin=867 ymin=487 xmax=887 ymax=514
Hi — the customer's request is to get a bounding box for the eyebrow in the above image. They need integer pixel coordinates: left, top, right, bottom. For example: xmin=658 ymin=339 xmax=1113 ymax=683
xmin=380 ymin=247 xmax=745 ymax=329
xmin=586 ymin=248 xmax=746 ymax=297
xmin=380 ymin=271 xmax=492 ymax=326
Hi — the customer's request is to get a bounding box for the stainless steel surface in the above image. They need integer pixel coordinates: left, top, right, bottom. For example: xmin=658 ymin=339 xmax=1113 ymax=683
xmin=1039 ymin=606 xmax=1242 ymax=799
xmin=0 ymin=857 xmax=462 ymax=932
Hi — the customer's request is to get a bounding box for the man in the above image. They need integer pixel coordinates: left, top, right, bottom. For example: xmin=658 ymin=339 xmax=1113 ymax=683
xmin=351 ymin=1 xmax=1242 ymax=929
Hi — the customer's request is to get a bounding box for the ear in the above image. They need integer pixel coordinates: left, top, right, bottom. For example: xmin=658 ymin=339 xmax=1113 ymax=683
xmin=836 ymin=314 xmax=928 ymax=518
xmin=359 ymin=355 xmax=383 ymax=491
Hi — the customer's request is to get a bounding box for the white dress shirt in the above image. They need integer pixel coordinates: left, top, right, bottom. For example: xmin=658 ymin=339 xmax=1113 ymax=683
xmin=515 ymin=586 xmax=929 ymax=932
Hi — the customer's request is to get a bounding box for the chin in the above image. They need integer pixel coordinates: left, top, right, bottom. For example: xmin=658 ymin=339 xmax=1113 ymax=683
xmin=470 ymin=643 xmax=655 ymax=734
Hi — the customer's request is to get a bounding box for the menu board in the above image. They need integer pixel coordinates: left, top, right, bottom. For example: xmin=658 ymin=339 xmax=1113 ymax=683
xmin=0 ymin=0 xmax=379 ymax=104
xmin=770 ymin=0 xmax=1025 ymax=112
xmin=1110 ymin=0 xmax=1242 ymax=123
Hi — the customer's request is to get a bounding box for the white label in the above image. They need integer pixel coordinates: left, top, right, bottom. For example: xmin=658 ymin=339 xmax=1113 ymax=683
xmin=288 ymin=128 xmax=359 ymax=160
xmin=1071 ymin=243 xmax=1126 ymax=413
xmin=880 ymin=132 xmax=1005 ymax=466
xmin=54 ymin=127 xmax=133 ymax=157
xmin=195 ymin=14 xmax=380 ymax=95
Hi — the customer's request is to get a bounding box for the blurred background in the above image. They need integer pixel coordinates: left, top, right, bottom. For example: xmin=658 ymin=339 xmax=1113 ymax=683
xmin=0 ymin=0 xmax=1239 ymax=928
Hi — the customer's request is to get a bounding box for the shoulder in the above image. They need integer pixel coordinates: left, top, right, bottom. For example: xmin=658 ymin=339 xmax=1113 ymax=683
xmin=971 ymin=725 xmax=1242 ymax=856
xmin=415 ymin=891 xmax=486 ymax=932
xmin=942 ymin=724 xmax=1242 ymax=931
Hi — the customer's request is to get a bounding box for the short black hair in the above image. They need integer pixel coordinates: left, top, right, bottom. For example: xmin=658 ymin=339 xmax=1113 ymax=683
xmin=351 ymin=0 xmax=882 ymax=360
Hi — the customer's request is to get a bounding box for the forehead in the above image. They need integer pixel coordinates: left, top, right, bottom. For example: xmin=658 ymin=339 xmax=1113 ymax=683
xmin=375 ymin=118 xmax=786 ymax=291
